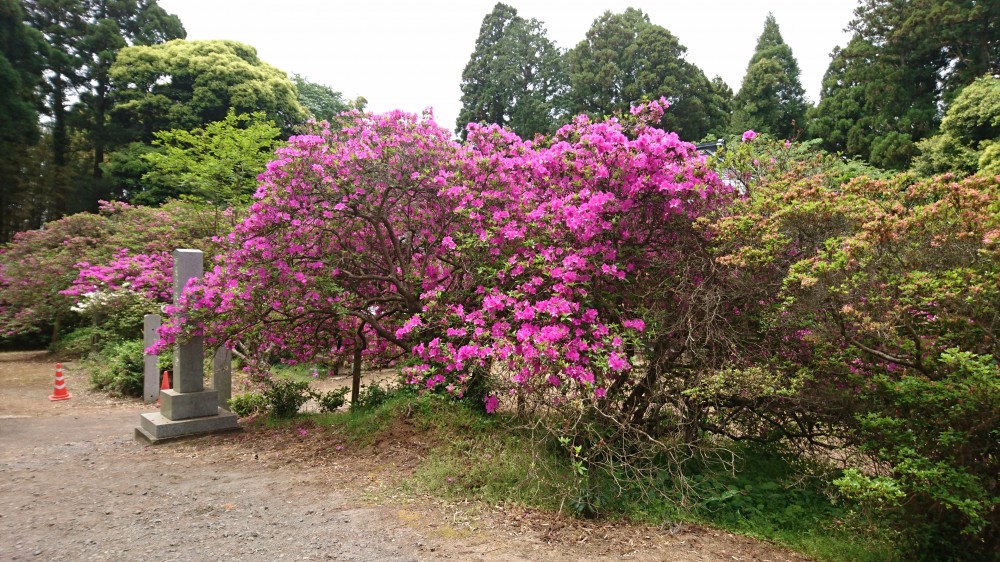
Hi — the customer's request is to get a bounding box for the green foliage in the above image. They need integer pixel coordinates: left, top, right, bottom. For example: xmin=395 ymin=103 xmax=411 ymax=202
xmin=85 ymin=338 xmax=145 ymax=397
xmin=838 ymin=350 xmax=999 ymax=560
xmin=291 ymin=74 xmax=351 ymax=123
xmin=709 ymin=162 xmax=1000 ymax=557
xmin=912 ymin=74 xmax=1000 ymax=178
xmin=108 ymin=39 xmax=306 ymax=142
xmin=708 ymin=133 xmax=888 ymax=197
xmin=228 ymin=391 xmax=267 ymax=418
xmin=314 ymin=392 xmax=897 ymax=560
xmin=102 ymin=141 xmax=159 ymax=198
xmin=411 ymin=402 xmax=570 ymax=511
xmin=50 ymin=326 xmax=100 ymax=359
xmin=319 ymin=391 xmax=422 ymax=446
xmin=910 ymin=133 xmax=980 ymax=178
xmin=350 ymin=380 xmax=409 ymax=412
xmin=809 ymin=0 xmax=999 ymax=169
xmin=565 ymin=8 xmax=727 ymax=141
xmin=233 ymin=375 xmax=351 ymax=419
xmin=940 ymin=75 xmax=1000 ymax=146
xmin=137 ymin=110 xmax=282 ymax=207
xmin=262 ymin=377 xmax=313 ymax=419
xmin=21 ymin=0 xmax=186 ymax=220
xmin=71 ymin=288 xmax=156 ymax=342
xmin=687 ymin=445 xmax=897 ymax=561
xmin=731 ymin=13 xmax=808 ymax=138
xmin=456 ymin=3 xmax=566 ymax=139
xmin=0 ymin=0 xmax=43 ymax=242
xmin=314 ymin=387 xmax=348 ymax=413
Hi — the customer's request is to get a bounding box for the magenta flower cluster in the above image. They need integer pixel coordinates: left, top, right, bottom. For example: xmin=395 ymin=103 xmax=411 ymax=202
xmin=154 ymin=101 xmax=731 ymax=408
xmin=63 ymin=249 xmax=173 ymax=302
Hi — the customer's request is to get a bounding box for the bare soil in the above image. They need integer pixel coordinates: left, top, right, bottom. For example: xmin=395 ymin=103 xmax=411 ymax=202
xmin=0 ymin=351 xmax=811 ymax=561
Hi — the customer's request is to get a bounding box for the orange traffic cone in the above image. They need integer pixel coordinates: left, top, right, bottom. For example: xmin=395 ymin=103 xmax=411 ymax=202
xmin=157 ymin=370 xmax=170 ymax=407
xmin=48 ymin=363 xmax=72 ymax=401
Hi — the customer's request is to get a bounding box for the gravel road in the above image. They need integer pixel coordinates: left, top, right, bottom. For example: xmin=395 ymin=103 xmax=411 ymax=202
xmin=0 ymin=351 xmax=810 ymax=562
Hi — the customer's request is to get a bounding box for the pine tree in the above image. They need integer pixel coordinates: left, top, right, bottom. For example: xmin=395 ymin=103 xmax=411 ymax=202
xmin=0 ymin=0 xmax=44 ymax=241
xmin=456 ymin=3 xmax=565 ymax=140
xmin=565 ymin=8 xmax=725 ymax=141
xmin=22 ymin=0 xmax=186 ymax=213
xmin=810 ymin=0 xmax=998 ymax=169
xmin=731 ymin=13 xmax=808 ymax=139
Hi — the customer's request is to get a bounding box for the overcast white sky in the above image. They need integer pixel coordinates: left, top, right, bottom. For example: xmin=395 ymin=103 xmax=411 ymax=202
xmin=156 ymin=0 xmax=859 ymax=133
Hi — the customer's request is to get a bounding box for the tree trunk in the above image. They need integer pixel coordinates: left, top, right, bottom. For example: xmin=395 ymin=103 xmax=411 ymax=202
xmin=52 ymin=77 xmax=68 ymax=168
xmin=92 ymin=74 xmax=107 ymax=182
xmin=351 ymin=325 xmax=369 ymax=404
xmin=351 ymin=346 xmax=362 ymax=405
xmin=50 ymin=314 xmax=62 ymax=346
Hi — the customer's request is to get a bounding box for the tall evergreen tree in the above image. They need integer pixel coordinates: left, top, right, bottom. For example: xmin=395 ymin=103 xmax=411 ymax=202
xmin=810 ymin=0 xmax=998 ymax=169
xmin=22 ymin=0 xmax=85 ymax=174
xmin=708 ymin=75 xmax=734 ymax=136
xmin=853 ymin=0 xmax=999 ymax=103
xmin=0 ymin=0 xmax=43 ymax=241
xmin=21 ymin=0 xmax=185 ymax=214
xmin=731 ymin=13 xmax=808 ymax=139
xmin=76 ymin=1 xmax=186 ymax=188
xmin=808 ymin=38 xmax=874 ymax=158
xmin=456 ymin=3 xmax=565 ymax=140
xmin=565 ymin=8 xmax=725 ymax=141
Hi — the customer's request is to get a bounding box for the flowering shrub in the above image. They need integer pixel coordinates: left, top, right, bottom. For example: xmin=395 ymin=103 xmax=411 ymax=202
xmin=0 ymin=212 xmax=110 ymax=342
xmin=0 ymin=200 xmax=226 ymax=344
xmin=156 ymin=109 xmax=463 ymax=379
xmin=158 ymin=101 xmax=745 ymax=512
xmin=708 ymin=168 xmax=1000 ymax=556
xmin=64 ymin=250 xmax=173 ymax=303
xmin=404 ymin=100 xmax=734 ymax=424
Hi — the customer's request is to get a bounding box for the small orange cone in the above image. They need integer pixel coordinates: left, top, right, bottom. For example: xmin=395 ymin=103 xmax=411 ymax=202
xmin=48 ymin=363 xmax=72 ymax=401
xmin=157 ymin=370 xmax=170 ymax=407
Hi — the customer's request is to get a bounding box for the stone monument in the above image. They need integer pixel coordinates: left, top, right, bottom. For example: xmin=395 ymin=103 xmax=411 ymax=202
xmin=213 ymin=347 xmax=233 ymax=410
xmin=142 ymin=314 xmax=161 ymax=403
xmin=135 ymin=249 xmax=239 ymax=443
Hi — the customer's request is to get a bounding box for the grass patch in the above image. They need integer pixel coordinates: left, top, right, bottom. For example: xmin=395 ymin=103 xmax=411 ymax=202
xmin=406 ymin=406 xmax=572 ymax=510
xmin=312 ymin=390 xmax=420 ymax=446
xmin=287 ymin=394 xmax=900 ymax=561
xmin=270 ymin=362 xmax=322 ymax=383
xmin=682 ymin=444 xmax=900 ymax=561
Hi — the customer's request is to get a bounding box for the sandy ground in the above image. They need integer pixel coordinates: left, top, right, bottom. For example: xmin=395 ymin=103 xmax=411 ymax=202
xmin=0 ymin=350 xmax=810 ymax=561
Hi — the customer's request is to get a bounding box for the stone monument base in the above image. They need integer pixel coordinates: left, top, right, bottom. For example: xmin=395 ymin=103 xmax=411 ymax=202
xmin=160 ymin=389 xmax=220 ymax=419
xmin=135 ymin=409 xmax=240 ymax=445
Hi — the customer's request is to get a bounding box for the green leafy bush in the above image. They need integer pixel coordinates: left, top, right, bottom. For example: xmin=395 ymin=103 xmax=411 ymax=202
xmin=51 ymin=327 xmax=100 ymax=359
xmin=228 ymin=392 xmax=267 ymax=418
xmin=263 ymin=378 xmax=313 ymax=418
xmin=314 ymin=387 xmax=348 ymax=413
xmin=86 ymin=339 xmax=145 ymax=397
xmin=351 ymin=380 xmax=412 ymax=412
xmin=836 ymin=350 xmax=999 ymax=560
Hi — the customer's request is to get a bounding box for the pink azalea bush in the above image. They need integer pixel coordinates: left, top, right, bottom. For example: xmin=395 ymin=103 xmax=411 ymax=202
xmin=155 ymin=101 xmax=736 ymax=408
xmin=0 ymin=200 xmax=224 ymax=346
xmin=402 ymin=100 xmax=734 ymax=421
xmin=63 ymin=249 xmax=173 ymax=303
xmin=159 ymin=102 xmax=732 ymax=414
xmin=155 ymin=109 xmax=463 ymax=375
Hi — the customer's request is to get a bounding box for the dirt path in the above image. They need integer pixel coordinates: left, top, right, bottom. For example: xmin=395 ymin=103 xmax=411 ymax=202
xmin=0 ymin=351 xmax=810 ymax=561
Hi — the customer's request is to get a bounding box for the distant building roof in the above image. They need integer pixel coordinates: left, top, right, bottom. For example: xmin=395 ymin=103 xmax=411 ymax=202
xmin=695 ymin=139 xmax=726 ymax=156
